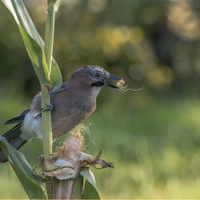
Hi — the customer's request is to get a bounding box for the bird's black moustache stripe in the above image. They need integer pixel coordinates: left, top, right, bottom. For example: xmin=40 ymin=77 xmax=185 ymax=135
xmin=91 ymin=81 xmax=118 ymax=88
xmin=91 ymin=81 xmax=105 ymax=87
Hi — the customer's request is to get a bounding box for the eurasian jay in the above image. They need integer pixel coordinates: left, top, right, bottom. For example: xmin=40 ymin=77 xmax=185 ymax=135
xmin=0 ymin=65 xmax=121 ymax=162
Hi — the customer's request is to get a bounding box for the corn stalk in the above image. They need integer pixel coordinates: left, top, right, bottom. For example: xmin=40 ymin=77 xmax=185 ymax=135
xmin=0 ymin=0 xmax=115 ymax=199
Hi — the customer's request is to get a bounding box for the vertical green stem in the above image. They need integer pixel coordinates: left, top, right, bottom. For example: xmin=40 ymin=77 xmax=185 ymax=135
xmin=42 ymin=3 xmax=55 ymax=160
xmin=44 ymin=4 xmax=55 ymax=80
xmin=42 ymin=3 xmax=56 ymax=198
xmin=41 ymin=86 xmax=52 ymax=158
xmin=41 ymin=85 xmax=52 ymax=199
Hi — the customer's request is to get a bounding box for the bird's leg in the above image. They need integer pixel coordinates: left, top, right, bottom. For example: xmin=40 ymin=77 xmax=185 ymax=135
xmin=41 ymin=103 xmax=54 ymax=112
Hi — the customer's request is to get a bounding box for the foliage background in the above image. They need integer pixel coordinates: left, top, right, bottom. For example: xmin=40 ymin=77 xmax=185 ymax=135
xmin=1 ymin=0 xmax=200 ymax=198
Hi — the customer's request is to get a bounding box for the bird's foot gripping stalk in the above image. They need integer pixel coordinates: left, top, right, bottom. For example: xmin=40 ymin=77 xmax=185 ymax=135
xmin=41 ymin=103 xmax=54 ymax=112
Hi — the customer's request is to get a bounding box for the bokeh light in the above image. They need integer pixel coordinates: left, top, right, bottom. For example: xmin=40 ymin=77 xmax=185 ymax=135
xmin=1 ymin=0 xmax=200 ymax=198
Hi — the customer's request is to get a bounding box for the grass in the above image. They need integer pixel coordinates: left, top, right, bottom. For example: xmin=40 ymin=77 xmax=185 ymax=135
xmin=1 ymin=89 xmax=200 ymax=198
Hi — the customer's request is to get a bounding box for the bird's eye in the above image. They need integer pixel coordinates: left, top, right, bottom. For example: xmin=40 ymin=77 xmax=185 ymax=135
xmin=93 ymin=71 xmax=101 ymax=78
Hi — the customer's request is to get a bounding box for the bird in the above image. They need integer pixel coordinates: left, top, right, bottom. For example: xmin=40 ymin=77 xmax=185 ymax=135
xmin=0 ymin=65 xmax=121 ymax=162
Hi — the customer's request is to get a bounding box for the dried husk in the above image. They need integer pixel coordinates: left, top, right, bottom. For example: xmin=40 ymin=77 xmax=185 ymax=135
xmin=32 ymin=130 xmax=114 ymax=199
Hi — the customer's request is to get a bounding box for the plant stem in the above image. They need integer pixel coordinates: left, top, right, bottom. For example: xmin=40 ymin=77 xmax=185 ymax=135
xmin=41 ymin=86 xmax=52 ymax=199
xmin=41 ymin=86 xmax=52 ymax=158
xmin=44 ymin=4 xmax=55 ymax=80
xmin=42 ymin=3 xmax=56 ymax=198
xmin=42 ymin=3 xmax=55 ymax=160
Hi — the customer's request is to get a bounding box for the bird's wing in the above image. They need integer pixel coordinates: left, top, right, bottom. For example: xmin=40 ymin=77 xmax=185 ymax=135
xmin=4 ymin=83 xmax=68 ymax=125
xmin=4 ymin=108 xmax=31 ymax=125
xmin=50 ymin=82 xmax=69 ymax=94
xmin=50 ymin=87 xmax=67 ymax=94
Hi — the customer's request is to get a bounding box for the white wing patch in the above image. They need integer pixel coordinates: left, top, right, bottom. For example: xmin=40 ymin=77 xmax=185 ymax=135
xmin=20 ymin=112 xmax=42 ymax=140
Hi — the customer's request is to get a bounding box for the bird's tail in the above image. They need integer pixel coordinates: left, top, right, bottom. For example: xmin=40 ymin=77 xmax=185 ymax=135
xmin=0 ymin=124 xmax=27 ymax=163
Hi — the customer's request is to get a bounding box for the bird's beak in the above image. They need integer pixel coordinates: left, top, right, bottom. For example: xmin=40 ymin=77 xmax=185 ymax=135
xmin=106 ymin=74 xmax=121 ymax=88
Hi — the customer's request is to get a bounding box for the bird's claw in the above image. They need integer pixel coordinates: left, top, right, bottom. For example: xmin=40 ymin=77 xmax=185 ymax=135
xmin=41 ymin=103 xmax=54 ymax=112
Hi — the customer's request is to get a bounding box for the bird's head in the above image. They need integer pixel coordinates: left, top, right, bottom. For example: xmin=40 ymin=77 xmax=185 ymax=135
xmin=70 ymin=65 xmax=121 ymax=89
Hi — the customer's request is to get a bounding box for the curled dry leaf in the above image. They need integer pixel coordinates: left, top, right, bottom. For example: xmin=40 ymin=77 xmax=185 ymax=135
xmin=32 ymin=133 xmax=114 ymax=183
xmin=79 ymin=150 xmax=115 ymax=169
xmin=32 ymin=134 xmax=83 ymax=182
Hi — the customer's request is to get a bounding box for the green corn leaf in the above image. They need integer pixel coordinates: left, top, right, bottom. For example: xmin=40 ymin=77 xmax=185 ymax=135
xmin=1 ymin=0 xmax=62 ymax=88
xmin=81 ymin=168 xmax=101 ymax=199
xmin=72 ymin=175 xmax=84 ymax=199
xmin=1 ymin=0 xmax=43 ymax=46
xmin=55 ymin=0 xmax=62 ymax=12
xmin=48 ymin=0 xmax=61 ymax=12
xmin=51 ymin=59 xmax=62 ymax=88
xmin=18 ymin=25 xmax=49 ymax=86
xmin=0 ymin=137 xmax=47 ymax=199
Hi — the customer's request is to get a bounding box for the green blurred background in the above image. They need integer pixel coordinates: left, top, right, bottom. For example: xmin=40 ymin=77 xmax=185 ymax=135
xmin=1 ymin=0 xmax=200 ymax=198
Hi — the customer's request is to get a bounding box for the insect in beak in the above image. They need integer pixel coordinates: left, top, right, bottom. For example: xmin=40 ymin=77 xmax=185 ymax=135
xmin=106 ymin=75 xmax=121 ymax=88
